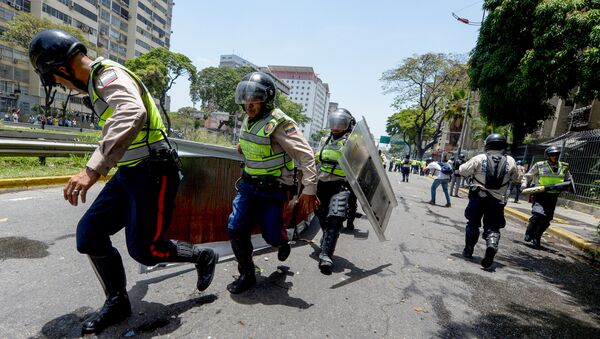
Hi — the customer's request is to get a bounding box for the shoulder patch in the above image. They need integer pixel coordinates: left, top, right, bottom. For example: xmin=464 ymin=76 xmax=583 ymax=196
xmin=271 ymin=109 xmax=284 ymax=120
xmin=283 ymin=122 xmax=297 ymax=136
xmin=97 ymin=69 xmax=118 ymax=88
xmin=264 ymin=122 xmax=275 ymax=134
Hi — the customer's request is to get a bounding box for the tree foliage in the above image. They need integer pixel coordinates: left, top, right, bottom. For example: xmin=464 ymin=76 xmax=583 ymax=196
xmin=126 ymin=48 xmax=197 ymax=131
xmin=469 ymin=0 xmax=599 ymax=149
xmin=191 ymin=66 xmax=310 ymax=129
xmin=1 ymin=13 xmax=95 ymax=51
xmin=381 ymin=53 xmax=467 ymax=158
xmin=1 ymin=14 xmax=96 ymax=116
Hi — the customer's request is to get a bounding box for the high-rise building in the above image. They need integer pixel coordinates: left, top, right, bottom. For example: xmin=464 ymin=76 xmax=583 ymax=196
xmin=218 ymin=54 xmax=289 ymax=96
xmin=0 ymin=0 xmax=173 ymax=116
xmin=267 ymin=65 xmax=330 ymax=140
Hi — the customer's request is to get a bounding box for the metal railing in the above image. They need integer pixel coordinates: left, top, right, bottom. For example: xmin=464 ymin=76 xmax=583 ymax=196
xmin=514 ymin=129 xmax=600 ymax=205
xmin=0 ymin=138 xmax=242 ymax=160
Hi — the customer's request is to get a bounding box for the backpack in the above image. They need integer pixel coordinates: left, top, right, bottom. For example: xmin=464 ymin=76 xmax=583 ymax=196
xmin=483 ymin=154 xmax=508 ymax=189
xmin=440 ymin=163 xmax=453 ymax=175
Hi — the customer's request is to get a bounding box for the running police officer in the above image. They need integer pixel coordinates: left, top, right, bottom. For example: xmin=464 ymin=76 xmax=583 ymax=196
xmin=401 ymin=154 xmax=411 ymax=182
xmin=227 ymin=72 xmax=319 ymax=293
xmin=458 ymin=134 xmax=520 ymax=268
xmin=28 ymin=30 xmax=218 ymax=334
xmin=315 ymin=108 xmax=358 ymax=274
xmin=521 ymin=146 xmax=573 ymax=248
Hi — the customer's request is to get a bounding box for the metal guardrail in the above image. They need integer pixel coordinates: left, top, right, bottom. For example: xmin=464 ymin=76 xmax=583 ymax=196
xmin=0 ymin=137 xmax=242 ymax=160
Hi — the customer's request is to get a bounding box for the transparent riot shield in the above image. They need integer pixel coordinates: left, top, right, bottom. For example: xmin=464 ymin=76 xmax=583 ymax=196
xmin=337 ymin=119 xmax=398 ymax=241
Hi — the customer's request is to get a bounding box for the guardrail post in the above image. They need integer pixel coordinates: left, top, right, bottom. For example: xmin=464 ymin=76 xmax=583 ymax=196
xmin=38 ymin=156 xmax=46 ymax=166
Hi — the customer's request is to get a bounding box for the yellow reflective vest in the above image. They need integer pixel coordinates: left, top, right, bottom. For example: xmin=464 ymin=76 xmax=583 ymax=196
xmin=238 ymin=109 xmax=295 ymax=177
xmin=537 ymin=160 xmax=568 ymax=193
xmin=88 ymin=59 xmax=167 ymax=168
xmin=318 ymin=134 xmax=349 ymax=177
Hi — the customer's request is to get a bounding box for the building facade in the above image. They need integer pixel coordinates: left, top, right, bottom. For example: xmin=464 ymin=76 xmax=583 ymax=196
xmin=0 ymin=0 xmax=173 ymax=117
xmin=267 ymin=65 xmax=330 ymax=140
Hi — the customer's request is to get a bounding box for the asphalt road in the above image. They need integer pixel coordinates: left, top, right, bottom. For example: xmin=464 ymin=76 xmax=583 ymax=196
xmin=1 ymin=171 xmax=599 ymax=338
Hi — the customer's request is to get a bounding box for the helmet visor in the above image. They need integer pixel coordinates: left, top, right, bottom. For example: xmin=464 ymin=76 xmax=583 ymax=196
xmin=235 ymin=81 xmax=270 ymax=104
xmin=328 ymin=113 xmax=351 ymax=131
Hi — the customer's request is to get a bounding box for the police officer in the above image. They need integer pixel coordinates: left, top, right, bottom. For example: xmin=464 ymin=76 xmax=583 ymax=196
xmin=227 ymin=72 xmax=319 ymax=293
xmin=450 ymin=154 xmax=466 ymax=197
xmin=315 ymin=108 xmax=358 ymax=274
xmin=388 ymin=156 xmax=395 ymax=172
xmin=512 ymin=160 xmax=526 ymax=202
xmin=521 ymin=146 xmax=572 ymax=248
xmin=458 ymin=134 xmax=520 ymax=268
xmin=28 ymin=30 xmax=218 ymax=334
xmin=399 ymin=154 xmax=411 ymax=182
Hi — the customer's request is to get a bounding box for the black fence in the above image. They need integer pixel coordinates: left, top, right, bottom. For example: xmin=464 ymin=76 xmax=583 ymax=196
xmin=514 ymin=130 xmax=600 ymax=205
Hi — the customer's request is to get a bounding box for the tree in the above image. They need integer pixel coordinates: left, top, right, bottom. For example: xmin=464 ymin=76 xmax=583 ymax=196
xmin=126 ymin=48 xmax=197 ymax=132
xmin=1 ymin=14 xmax=95 ymax=115
xmin=469 ymin=0 xmax=599 ymax=151
xmin=381 ymin=53 xmax=467 ymax=159
xmin=274 ymin=94 xmax=311 ymax=126
xmin=311 ymin=129 xmax=329 ymax=144
xmin=191 ymin=66 xmax=310 ymax=130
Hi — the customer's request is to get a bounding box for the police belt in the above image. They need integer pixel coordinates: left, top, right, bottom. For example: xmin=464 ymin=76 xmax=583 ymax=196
xmin=241 ymin=172 xmax=294 ymax=191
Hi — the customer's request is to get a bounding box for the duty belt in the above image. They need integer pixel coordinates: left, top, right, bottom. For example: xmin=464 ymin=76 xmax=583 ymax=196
xmin=241 ymin=172 xmax=293 ymax=191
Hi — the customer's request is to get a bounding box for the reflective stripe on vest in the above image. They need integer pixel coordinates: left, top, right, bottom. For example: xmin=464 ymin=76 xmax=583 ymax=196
xmin=238 ymin=109 xmax=295 ymax=177
xmin=87 ymin=59 xmax=166 ymax=167
xmin=319 ymin=135 xmax=347 ymax=177
xmin=537 ymin=161 xmax=567 ymax=193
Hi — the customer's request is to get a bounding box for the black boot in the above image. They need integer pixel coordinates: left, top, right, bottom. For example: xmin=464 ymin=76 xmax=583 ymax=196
xmin=278 ymin=243 xmax=291 ymax=261
xmin=227 ymin=237 xmax=256 ymax=294
xmin=169 ymin=241 xmax=219 ymax=291
xmin=481 ymin=230 xmax=500 ymax=268
xmin=524 ymin=217 xmax=537 ymax=243
xmin=82 ymin=248 xmax=131 ymax=335
xmin=319 ymin=228 xmax=339 ymax=275
xmin=462 ymin=224 xmax=480 ymax=259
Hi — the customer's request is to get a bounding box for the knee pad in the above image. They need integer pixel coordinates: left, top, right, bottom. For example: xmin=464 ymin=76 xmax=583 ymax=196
xmin=327 ymin=190 xmax=351 ymax=219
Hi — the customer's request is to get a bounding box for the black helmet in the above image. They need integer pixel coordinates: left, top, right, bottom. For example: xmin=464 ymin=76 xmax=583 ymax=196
xmin=459 ymin=154 xmax=465 ymax=160
xmin=484 ymin=133 xmax=507 ymax=151
xmin=29 ymin=29 xmax=87 ymax=86
xmin=328 ymin=108 xmax=354 ymax=131
xmin=545 ymin=146 xmax=560 ymax=158
xmin=516 ymin=160 xmax=523 ymax=165
xmin=235 ymin=72 xmax=276 ymax=104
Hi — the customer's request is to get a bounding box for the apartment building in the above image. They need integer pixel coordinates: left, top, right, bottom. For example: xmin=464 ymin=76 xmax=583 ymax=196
xmin=267 ymin=65 xmax=330 ymax=140
xmin=0 ymin=0 xmax=173 ymax=117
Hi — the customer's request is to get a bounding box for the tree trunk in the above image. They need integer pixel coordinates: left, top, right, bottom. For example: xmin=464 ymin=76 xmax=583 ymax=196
xmin=511 ymin=122 xmax=526 ymax=155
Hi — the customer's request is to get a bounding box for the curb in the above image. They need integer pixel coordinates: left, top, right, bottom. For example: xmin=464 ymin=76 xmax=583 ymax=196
xmin=0 ymin=175 xmax=112 ymax=191
xmin=454 ymin=185 xmax=600 ymax=260
xmin=503 ymin=206 xmax=600 ymax=260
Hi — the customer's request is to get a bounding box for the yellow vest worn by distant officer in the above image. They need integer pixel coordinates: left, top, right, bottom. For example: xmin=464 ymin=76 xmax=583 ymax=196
xmin=318 ymin=134 xmax=348 ymax=177
xmin=88 ymin=59 xmax=166 ymax=168
xmin=239 ymin=109 xmax=295 ymax=177
xmin=537 ymin=160 xmax=568 ymax=193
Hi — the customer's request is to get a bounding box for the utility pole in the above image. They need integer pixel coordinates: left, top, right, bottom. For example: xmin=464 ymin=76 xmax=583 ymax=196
xmin=454 ymin=90 xmax=471 ymax=163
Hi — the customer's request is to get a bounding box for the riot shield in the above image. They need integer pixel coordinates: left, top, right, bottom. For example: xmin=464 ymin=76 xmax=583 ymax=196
xmin=337 ymin=119 xmax=397 ymax=241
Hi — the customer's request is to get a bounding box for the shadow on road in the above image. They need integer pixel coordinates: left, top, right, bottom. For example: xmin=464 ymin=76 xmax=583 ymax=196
xmin=437 ymin=305 xmax=600 ymax=339
xmin=429 ymin=247 xmax=600 ymax=338
xmin=229 ymin=266 xmax=314 ymax=310
xmin=37 ymin=267 xmax=218 ymax=338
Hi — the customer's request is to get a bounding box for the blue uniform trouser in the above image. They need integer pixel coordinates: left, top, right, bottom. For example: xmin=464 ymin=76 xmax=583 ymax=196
xmin=227 ymin=180 xmax=289 ymax=246
xmin=464 ymin=189 xmax=506 ymax=248
xmin=76 ymin=160 xmax=181 ymax=266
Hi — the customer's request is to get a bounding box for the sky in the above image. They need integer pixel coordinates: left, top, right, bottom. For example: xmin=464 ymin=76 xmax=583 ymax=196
xmin=169 ymin=0 xmax=484 ymax=138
